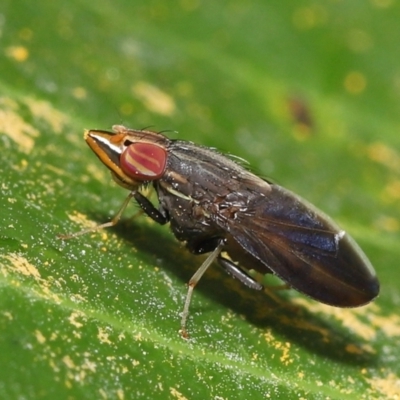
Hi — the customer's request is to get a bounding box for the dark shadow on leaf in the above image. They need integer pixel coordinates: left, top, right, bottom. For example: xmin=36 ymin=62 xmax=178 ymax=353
xmin=90 ymin=211 xmax=379 ymax=368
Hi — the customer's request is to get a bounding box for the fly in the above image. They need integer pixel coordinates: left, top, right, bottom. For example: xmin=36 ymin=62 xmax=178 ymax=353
xmin=60 ymin=124 xmax=380 ymax=338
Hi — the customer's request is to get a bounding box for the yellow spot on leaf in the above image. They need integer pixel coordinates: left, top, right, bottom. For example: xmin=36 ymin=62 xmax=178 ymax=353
xmin=368 ymin=142 xmax=400 ymax=172
xmin=97 ymin=327 xmax=112 ymax=345
xmin=132 ymin=359 xmax=140 ymax=367
xmin=62 ymin=355 xmax=76 ymax=369
xmin=24 ymin=97 xmax=68 ymax=134
xmin=116 ymin=389 xmax=125 ymax=400
xmin=292 ymin=298 xmax=379 ymax=342
xmin=344 ymin=71 xmax=367 ymax=94
xmin=0 ymin=97 xmax=39 ymax=153
xmin=371 ymin=313 xmax=400 ymax=337
xmin=367 ymin=372 xmax=400 ymax=399
xmin=384 ymin=180 xmax=400 ymax=202
xmin=275 ymin=341 xmax=293 ymax=366
xmin=133 ymin=81 xmax=176 ymax=116
xmin=5 ymin=45 xmax=29 ymax=62
xmin=3 ymin=253 xmax=41 ymax=279
xmin=2 ymin=312 xmax=13 ymax=321
xmin=66 ymin=211 xmax=99 ymax=231
xmin=68 ymin=311 xmax=85 ymax=328
xmin=35 ymin=330 xmax=46 ymax=344
xmin=170 ymin=387 xmax=188 ymax=400
xmin=72 ymin=86 xmax=87 ymax=99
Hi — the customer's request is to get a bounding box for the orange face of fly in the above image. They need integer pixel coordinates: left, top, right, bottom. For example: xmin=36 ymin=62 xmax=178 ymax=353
xmin=84 ymin=125 xmax=168 ymax=190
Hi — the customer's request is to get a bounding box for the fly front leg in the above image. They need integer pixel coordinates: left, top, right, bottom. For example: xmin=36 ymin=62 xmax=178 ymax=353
xmin=58 ymin=191 xmax=137 ymax=240
xmin=133 ymin=191 xmax=169 ymax=225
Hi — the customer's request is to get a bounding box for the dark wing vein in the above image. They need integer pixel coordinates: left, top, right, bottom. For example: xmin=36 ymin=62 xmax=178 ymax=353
xmin=215 ymin=184 xmax=377 ymax=306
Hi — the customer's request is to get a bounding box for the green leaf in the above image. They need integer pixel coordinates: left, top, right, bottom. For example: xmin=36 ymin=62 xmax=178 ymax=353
xmin=1 ymin=1 xmax=399 ymax=399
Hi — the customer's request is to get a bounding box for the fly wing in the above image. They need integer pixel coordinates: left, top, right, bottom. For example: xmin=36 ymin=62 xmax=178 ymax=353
xmin=216 ymin=183 xmax=379 ymax=307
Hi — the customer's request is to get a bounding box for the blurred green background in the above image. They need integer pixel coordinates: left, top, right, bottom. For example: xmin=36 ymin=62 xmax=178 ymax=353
xmin=1 ymin=1 xmax=399 ymax=399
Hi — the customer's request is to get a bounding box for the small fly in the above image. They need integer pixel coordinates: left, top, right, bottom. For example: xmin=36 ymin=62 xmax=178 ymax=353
xmin=61 ymin=124 xmax=379 ymax=337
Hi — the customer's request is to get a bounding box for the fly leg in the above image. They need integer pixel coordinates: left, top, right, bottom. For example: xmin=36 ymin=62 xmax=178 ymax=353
xmin=59 ymin=190 xmax=168 ymax=240
xmin=133 ymin=191 xmax=169 ymax=225
xmin=58 ymin=191 xmax=137 ymax=239
xmin=217 ymin=256 xmax=263 ymax=290
xmin=218 ymin=257 xmax=289 ymax=305
xmin=180 ymin=240 xmax=225 ymax=339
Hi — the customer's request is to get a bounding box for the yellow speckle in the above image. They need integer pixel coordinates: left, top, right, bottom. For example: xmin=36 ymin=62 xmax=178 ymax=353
xmin=4 ymin=253 xmax=41 ymax=279
xmin=35 ymin=330 xmax=46 ymax=344
xmin=121 ymin=366 xmax=129 ymax=374
xmin=132 ymin=359 xmax=140 ymax=367
xmin=132 ymin=81 xmax=176 ymax=116
xmin=72 ymin=87 xmax=87 ymax=100
xmin=62 ymin=355 xmax=76 ymax=369
xmin=24 ymin=97 xmax=68 ymax=134
xmin=367 ymin=372 xmax=400 ymax=399
xmin=263 ymin=329 xmax=275 ymax=344
xmin=86 ymin=162 xmax=108 ymax=183
xmin=0 ymin=97 xmax=40 ymax=154
xmin=82 ymin=356 xmax=97 ymax=373
xmin=68 ymin=311 xmax=85 ymax=328
xmin=170 ymin=387 xmax=188 ymax=400
xmin=116 ymin=389 xmax=125 ymax=400
xmin=292 ymin=297 xmax=378 ymax=342
xmin=384 ymin=180 xmax=400 ymax=202
xmin=20 ymin=159 xmax=28 ymax=169
xmin=97 ymin=327 xmax=112 ymax=345
xmin=5 ymin=45 xmax=29 ymax=62
xmin=7 ymin=198 xmax=17 ymax=204
xmin=66 ymin=211 xmax=99 ymax=231
xmin=2 ymin=312 xmax=13 ymax=321
xmin=344 ymin=71 xmax=367 ymax=94
xmin=371 ymin=313 xmax=400 ymax=337
xmin=275 ymin=341 xmax=293 ymax=366
xmin=367 ymin=142 xmax=400 ymax=172
xmin=347 ymin=376 xmax=355 ymax=384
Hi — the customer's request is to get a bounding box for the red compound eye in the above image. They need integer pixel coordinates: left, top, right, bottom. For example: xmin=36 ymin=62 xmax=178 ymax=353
xmin=120 ymin=142 xmax=167 ymax=181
